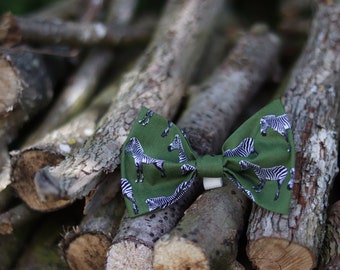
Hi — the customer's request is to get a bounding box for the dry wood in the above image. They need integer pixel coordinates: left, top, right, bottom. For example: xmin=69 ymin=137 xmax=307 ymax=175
xmin=26 ymin=48 xmax=114 ymax=144
xmin=11 ymin=0 xmax=139 ymax=211
xmin=10 ymin=83 xmax=119 ymax=211
xmin=0 ymin=49 xmax=53 ymax=126
xmin=247 ymin=1 xmax=340 ymax=269
xmin=34 ymin=0 xmax=225 ymax=203
xmin=9 ymin=14 xmax=154 ymax=48
xmin=0 ymin=49 xmax=53 ymax=191
xmin=10 ymin=0 xmax=138 ymax=212
xmin=320 ymin=200 xmax=340 ymax=269
xmin=0 ymin=203 xmax=41 ymax=234
xmin=60 ymin=172 xmax=125 ymax=270
xmin=153 ymin=25 xmax=281 ymax=270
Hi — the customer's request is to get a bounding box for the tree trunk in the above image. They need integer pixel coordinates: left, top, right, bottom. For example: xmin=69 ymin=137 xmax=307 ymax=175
xmin=34 ymin=0 xmax=225 ymax=203
xmin=247 ymin=2 xmax=340 ymax=269
xmin=153 ymin=25 xmax=281 ymax=270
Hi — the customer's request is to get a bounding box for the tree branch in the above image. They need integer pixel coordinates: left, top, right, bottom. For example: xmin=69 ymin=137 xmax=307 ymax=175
xmin=247 ymin=1 xmax=340 ymax=269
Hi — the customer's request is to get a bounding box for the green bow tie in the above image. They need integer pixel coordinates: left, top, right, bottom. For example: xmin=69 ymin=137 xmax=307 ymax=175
xmin=120 ymin=99 xmax=295 ymax=217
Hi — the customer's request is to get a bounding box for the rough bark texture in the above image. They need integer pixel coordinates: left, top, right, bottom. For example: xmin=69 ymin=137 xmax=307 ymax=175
xmin=320 ymin=200 xmax=340 ymax=269
xmin=9 ymin=0 xmax=138 ymax=212
xmin=60 ymin=172 xmax=125 ymax=270
xmin=154 ymin=185 xmax=248 ymax=270
xmin=152 ymin=25 xmax=281 ymax=270
xmin=0 ymin=50 xmax=53 ymax=143
xmin=27 ymin=48 xmax=113 ymax=144
xmin=10 ymin=82 xmax=119 ymax=211
xmin=0 ymin=49 xmax=53 ymax=191
xmin=34 ymin=0 xmax=225 ymax=203
xmin=247 ymin=2 xmax=340 ymax=269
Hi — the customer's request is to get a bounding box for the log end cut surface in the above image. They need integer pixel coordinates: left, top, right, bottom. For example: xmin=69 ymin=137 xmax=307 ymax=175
xmin=247 ymin=238 xmax=315 ymax=270
xmin=106 ymin=240 xmax=152 ymax=270
xmin=11 ymin=149 xmax=70 ymax=211
xmin=153 ymin=235 xmax=209 ymax=270
xmin=65 ymin=233 xmax=111 ymax=270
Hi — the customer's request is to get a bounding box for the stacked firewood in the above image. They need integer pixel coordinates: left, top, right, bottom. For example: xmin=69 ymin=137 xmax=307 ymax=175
xmin=0 ymin=0 xmax=339 ymax=269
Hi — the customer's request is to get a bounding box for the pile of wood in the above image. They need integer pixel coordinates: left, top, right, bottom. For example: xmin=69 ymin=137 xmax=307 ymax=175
xmin=0 ymin=0 xmax=339 ymax=269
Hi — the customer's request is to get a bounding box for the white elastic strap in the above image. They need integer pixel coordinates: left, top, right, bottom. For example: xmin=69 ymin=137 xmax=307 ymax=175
xmin=203 ymin=177 xmax=223 ymax=190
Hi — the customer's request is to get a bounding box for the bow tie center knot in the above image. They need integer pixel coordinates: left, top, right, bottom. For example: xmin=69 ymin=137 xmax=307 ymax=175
xmin=196 ymin=154 xmax=224 ymax=178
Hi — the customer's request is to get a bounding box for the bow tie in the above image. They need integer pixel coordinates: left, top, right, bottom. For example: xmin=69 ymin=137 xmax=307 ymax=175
xmin=120 ymin=99 xmax=295 ymax=217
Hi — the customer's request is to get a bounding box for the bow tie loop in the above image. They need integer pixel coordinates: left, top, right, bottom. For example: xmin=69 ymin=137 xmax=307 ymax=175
xmin=195 ymin=154 xmax=224 ymax=178
xmin=120 ymin=99 xmax=295 ymax=217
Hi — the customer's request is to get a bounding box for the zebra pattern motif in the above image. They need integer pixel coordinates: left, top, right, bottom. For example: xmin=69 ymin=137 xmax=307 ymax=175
xmin=223 ymin=137 xmax=257 ymax=157
xmin=228 ymin=177 xmax=255 ymax=202
xmin=168 ymin=134 xmax=189 ymax=163
xmin=145 ymin=178 xmax=194 ymax=212
xmin=239 ymin=160 xmax=288 ymax=201
xmin=180 ymin=164 xmax=196 ymax=175
xmin=125 ymin=137 xmax=166 ymax=182
xmin=161 ymin=120 xmax=174 ymax=137
xmin=121 ymin=178 xmax=139 ymax=214
xmin=260 ymin=114 xmax=291 ymax=140
xmin=138 ymin=109 xmax=154 ymax=126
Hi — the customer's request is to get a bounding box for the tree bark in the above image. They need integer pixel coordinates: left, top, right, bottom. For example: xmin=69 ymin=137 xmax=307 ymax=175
xmin=26 ymin=48 xmax=113 ymax=144
xmin=34 ymin=0 xmax=225 ymax=203
xmin=60 ymin=172 xmax=125 ymax=270
xmin=247 ymin=1 xmax=340 ymax=269
xmin=319 ymin=200 xmax=340 ymax=269
xmin=9 ymin=15 xmax=154 ymax=48
xmin=153 ymin=25 xmax=281 ymax=270
xmin=0 ymin=49 xmax=53 ymax=190
xmin=10 ymin=0 xmax=139 ymax=212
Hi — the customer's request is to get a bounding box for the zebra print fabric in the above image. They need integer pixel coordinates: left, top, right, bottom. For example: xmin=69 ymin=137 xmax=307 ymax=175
xmin=121 ymin=99 xmax=295 ymax=217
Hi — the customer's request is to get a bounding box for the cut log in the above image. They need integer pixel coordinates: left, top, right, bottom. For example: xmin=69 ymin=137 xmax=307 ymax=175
xmin=153 ymin=24 xmax=281 ymax=270
xmin=10 ymin=0 xmax=138 ymax=212
xmin=60 ymin=172 xmax=125 ymax=270
xmin=320 ymin=200 xmax=340 ymax=269
xmin=10 ymin=81 xmax=119 ymax=211
xmin=0 ymin=49 xmax=53 ymax=191
xmin=0 ymin=203 xmax=41 ymax=234
xmin=0 ymin=50 xmax=52 ymax=131
xmin=34 ymin=0 xmax=225 ymax=203
xmin=247 ymin=1 xmax=340 ymax=269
